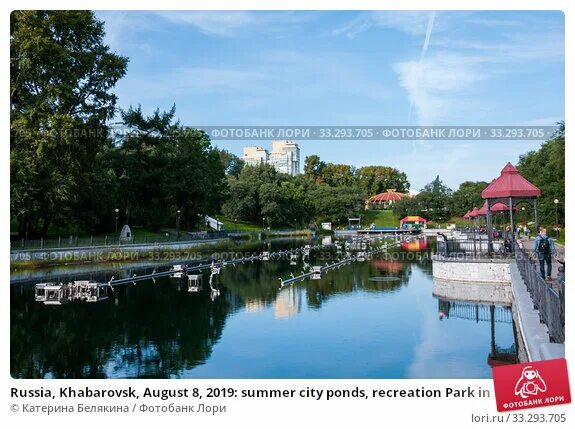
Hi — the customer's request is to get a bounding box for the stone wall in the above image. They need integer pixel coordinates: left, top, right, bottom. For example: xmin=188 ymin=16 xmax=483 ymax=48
xmin=432 ymin=277 xmax=511 ymax=305
xmin=432 ymin=257 xmax=511 ymax=284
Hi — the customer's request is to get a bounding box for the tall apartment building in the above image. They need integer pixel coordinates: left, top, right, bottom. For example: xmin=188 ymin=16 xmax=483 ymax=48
xmin=269 ymin=140 xmax=300 ymax=176
xmin=242 ymin=146 xmax=269 ymax=167
xmin=242 ymin=141 xmax=300 ymax=176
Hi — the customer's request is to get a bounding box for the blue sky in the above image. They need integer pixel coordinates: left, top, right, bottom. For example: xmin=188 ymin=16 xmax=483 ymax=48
xmin=97 ymin=10 xmax=564 ymax=190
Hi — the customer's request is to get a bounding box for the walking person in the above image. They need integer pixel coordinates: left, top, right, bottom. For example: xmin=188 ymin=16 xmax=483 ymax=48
xmin=436 ymin=232 xmax=448 ymax=257
xmin=503 ymin=226 xmax=513 ymax=254
xmin=534 ymin=228 xmax=557 ymax=280
xmin=523 ymin=224 xmax=530 ymax=239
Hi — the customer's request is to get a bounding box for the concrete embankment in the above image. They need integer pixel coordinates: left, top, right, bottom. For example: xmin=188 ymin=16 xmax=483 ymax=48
xmin=432 ymin=255 xmax=564 ymax=362
xmin=432 ymin=255 xmax=511 ymax=284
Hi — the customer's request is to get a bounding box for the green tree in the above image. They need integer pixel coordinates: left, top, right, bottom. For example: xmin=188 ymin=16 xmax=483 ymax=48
xmin=517 ymin=122 xmax=565 ymax=227
xmin=110 ymin=105 xmax=226 ymax=231
xmin=215 ymin=148 xmax=245 ymax=178
xmin=221 ymin=164 xmax=279 ymax=223
xmin=393 ymin=176 xmax=452 ymax=221
xmin=310 ymin=185 xmax=365 ymax=223
xmin=303 ymin=155 xmax=325 ymax=182
xmin=450 ymin=180 xmax=489 ymax=216
xmin=320 ymin=163 xmax=356 ymax=187
xmin=10 ymin=11 xmax=128 ymax=237
xmin=355 ymin=165 xmax=410 ymax=196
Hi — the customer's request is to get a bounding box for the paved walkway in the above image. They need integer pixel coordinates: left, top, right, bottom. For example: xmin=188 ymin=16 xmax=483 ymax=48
xmin=519 ymin=237 xmax=565 ymax=282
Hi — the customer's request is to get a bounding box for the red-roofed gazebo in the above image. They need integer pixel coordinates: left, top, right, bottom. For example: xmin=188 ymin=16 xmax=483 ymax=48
xmin=366 ymin=189 xmax=408 ymax=208
xmin=481 ymin=162 xmax=541 ymax=252
xmin=476 ymin=201 xmax=513 ymax=216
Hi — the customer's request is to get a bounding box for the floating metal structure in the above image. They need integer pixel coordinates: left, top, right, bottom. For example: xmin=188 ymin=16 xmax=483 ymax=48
xmin=278 ymin=234 xmax=422 ymax=288
xmin=33 ymin=236 xmax=419 ymax=304
xmin=34 ymin=242 xmax=332 ymax=304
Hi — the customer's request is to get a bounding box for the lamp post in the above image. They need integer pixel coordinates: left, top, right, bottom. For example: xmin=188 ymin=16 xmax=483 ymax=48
xmin=197 ymin=213 xmax=201 ymax=233
xmin=176 ymin=210 xmax=181 ymax=240
xmin=114 ymin=208 xmax=119 ymax=234
xmin=554 ymin=199 xmax=559 ymax=237
xmin=521 ymin=206 xmax=525 ymax=223
xmin=262 ymin=217 xmax=266 ymax=231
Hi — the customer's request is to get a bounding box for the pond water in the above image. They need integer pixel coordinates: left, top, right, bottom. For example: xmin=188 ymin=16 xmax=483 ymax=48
xmin=10 ymin=237 xmax=517 ymax=378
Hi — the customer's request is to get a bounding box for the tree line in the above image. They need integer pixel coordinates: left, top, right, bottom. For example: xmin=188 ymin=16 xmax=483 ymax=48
xmin=10 ymin=11 xmax=564 ymax=237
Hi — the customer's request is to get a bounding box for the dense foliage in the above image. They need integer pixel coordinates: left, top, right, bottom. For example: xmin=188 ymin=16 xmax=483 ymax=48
xmin=10 ymin=12 xmax=230 ymax=236
xmin=392 ymin=176 xmax=453 ymax=222
xmin=11 ymin=11 xmax=128 ymax=237
xmin=222 ymin=164 xmax=365 ymax=228
xmin=517 ymin=122 xmax=565 ymax=227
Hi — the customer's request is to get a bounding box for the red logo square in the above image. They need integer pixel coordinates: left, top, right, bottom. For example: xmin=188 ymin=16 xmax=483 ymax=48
xmin=492 ymin=358 xmax=571 ymax=412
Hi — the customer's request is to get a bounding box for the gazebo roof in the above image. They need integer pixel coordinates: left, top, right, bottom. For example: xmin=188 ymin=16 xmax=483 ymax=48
xmin=481 ymin=163 xmax=541 ymax=199
xmin=367 ymin=190 xmax=408 ymax=203
xmin=477 ymin=201 xmax=513 ymax=216
xmin=400 ymin=216 xmax=427 ymax=223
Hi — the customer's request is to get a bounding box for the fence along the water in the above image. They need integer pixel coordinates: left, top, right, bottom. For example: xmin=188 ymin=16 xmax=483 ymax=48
xmin=438 ymin=300 xmax=512 ymax=323
xmin=514 ymin=244 xmax=565 ymax=343
xmin=437 ymin=238 xmax=511 ymax=258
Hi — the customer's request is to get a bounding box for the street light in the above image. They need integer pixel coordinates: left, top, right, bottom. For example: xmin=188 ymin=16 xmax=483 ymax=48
xmin=176 ymin=210 xmax=181 ymax=240
xmin=521 ymin=206 xmax=525 ymax=223
xmin=114 ymin=208 xmax=119 ymax=233
xmin=554 ymin=199 xmax=560 ymax=237
xmin=262 ymin=217 xmax=266 ymax=231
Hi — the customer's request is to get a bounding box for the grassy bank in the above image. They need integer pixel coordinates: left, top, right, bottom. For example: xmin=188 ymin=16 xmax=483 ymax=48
xmin=361 ymin=210 xmax=400 ymax=228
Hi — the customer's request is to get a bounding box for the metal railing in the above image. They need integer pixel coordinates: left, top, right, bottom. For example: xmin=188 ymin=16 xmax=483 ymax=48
xmin=515 ymin=244 xmax=565 ymax=343
xmin=438 ymin=300 xmax=513 ymax=323
xmin=10 ymin=231 xmax=232 ymax=251
xmin=436 ymin=238 xmax=510 ymax=259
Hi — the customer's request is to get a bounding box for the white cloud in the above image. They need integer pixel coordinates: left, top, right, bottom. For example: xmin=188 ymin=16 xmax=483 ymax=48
xmin=333 ymin=11 xmax=437 ymax=39
xmin=155 ymin=11 xmax=311 ymax=38
xmin=119 ymin=66 xmax=272 ymax=98
xmin=394 ymin=53 xmax=486 ymax=125
xmin=155 ymin=11 xmax=256 ymax=37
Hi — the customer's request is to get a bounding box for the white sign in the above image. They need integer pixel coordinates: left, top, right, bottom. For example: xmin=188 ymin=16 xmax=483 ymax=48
xmin=321 ymin=222 xmax=332 ymax=231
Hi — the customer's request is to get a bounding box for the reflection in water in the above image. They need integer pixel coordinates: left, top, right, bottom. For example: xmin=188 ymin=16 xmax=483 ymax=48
xmin=10 ymin=238 xmax=517 ymax=378
xmin=274 ymin=287 xmax=302 ymax=319
xmin=438 ymin=300 xmax=518 ymax=368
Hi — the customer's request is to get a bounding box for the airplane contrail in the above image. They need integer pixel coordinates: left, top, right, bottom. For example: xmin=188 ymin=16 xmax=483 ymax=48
xmin=408 ymin=11 xmax=436 ymax=124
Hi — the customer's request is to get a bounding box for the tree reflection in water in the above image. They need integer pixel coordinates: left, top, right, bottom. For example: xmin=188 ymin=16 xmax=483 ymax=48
xmin=12 ymin=237 xmax=500 ymax=379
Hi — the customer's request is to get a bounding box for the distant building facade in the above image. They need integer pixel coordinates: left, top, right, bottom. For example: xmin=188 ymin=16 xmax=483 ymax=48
xmin=242 ymin=141 xmax=300 ymax=175
xmin=242 ymin=146 xmax=269 ymax=167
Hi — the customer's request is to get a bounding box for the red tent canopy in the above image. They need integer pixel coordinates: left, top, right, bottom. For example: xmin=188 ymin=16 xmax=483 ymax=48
xmin=469 ymin=207 xmax=479 ymax=218
xmin=367 ymin=190 xmax=408 ymax=203
xmin=400 ymin=216 xmax=427 ymax=224
xmin=481 ymin=163 xmax=541 ymax=199
xmin=477 ymin=201 xmax=513 ymax=216
xmin=463 ymin=210 xmax=472 ymax=219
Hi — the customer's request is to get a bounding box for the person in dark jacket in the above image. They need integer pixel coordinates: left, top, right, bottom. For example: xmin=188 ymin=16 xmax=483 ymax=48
xmin=534 ymin=228 xmax=557 ymax=280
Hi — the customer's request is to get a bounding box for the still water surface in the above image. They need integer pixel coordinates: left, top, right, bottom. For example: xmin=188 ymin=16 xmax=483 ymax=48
xmin=11 ymin=238 xmax=517 ymax=378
